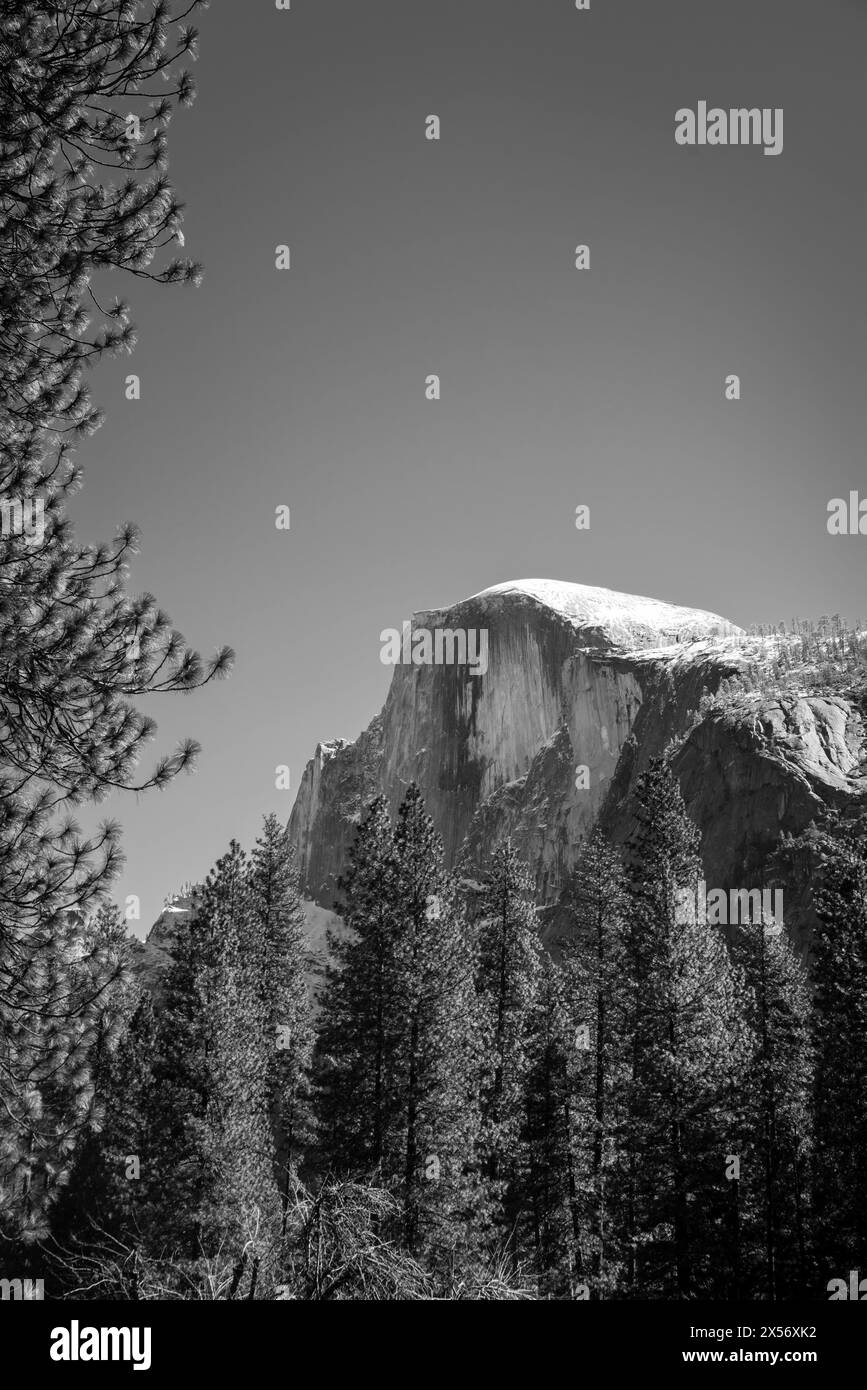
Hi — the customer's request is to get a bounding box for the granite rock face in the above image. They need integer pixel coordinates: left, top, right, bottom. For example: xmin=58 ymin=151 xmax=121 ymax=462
xmin=131 ymin=893 xmax=195 ymax=1003
xmin=287 ymin=580 xmax=867 ymax=942
xmin=666 ymin=692 xmax=867 ymax=947
xmin=134 ymin=890 xmax=340 ymax=1004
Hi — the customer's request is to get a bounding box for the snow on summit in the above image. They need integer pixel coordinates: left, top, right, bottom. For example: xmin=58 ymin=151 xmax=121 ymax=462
xmin=469 ymin=579 xmax=742 ymax=647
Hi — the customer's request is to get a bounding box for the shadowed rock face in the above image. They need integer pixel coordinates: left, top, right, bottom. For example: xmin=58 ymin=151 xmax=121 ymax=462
xmin=666 ymin=694 xmax=867 ymax=949
xmin=131 ymin=894 xmax=195 ymax=1003
xmin=287 ymin=580 xmax=867 ymax=943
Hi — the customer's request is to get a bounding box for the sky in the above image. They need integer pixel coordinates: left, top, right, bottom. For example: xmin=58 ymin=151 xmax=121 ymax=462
xmin=72 ymin=0 xmax=867 ymax=932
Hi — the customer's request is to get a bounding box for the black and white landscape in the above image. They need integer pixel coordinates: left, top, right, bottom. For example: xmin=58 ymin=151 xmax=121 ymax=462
xmin=2 ymin=0 xmax=867 ymax=1322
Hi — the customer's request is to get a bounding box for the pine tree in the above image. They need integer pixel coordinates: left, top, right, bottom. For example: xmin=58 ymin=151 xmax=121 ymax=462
xmin=317 ymin=796 xmax=400 ymax=1175
xmin=317 ymin=788 xmax=484 ymax=1265
xmin=247 ymin=814 xmax=314 ymax=1218
xmin=523 ymin=953 xmax=577 ymax=1297
xmin=0 ymin=1 xmax=206 ymax=456
xmin=624 ymin=758 xmax=751 ymax=1298
xmin=0 ymin=0 xmax=230 ymax=1237
xmin=562 ymin=828 xmax=631 ymax=1297
xmin=54 ymin=820 xmax=314 ymax=1277
xmin=211 ymin=842 xmax=280 ymax=1248
xmin=148 ymin=875 xmax=223 ymax=1254
xmin=149 ymin=843 xmax=279 ymax=1256
xmin=0 ymin=902 xmax=129 ymax=1243
xmin=779 ymin=812 xmax=867 ymax=1278
xmin=49 ymin=984 xmax=160 ymax=1266
xmin=475 ymin=840 xmax=542 ymax=1252
xmin=731 ymin=914 xmax=813 ymax=1298
xmin=388 ymin=786 xmax=483 ymax=1259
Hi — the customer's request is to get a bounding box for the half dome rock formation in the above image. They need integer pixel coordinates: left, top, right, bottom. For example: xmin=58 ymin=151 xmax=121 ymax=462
xmin=288 ymin=580 xmax=867 ymax=943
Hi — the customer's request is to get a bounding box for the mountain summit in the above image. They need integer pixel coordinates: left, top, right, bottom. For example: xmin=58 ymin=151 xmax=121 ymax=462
xmin=468 ymin=579 xmax=742 ymax=648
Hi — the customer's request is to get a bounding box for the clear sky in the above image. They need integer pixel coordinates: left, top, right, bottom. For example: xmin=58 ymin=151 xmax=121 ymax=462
xmin=72 ymin=0 xmax=867 ymax=932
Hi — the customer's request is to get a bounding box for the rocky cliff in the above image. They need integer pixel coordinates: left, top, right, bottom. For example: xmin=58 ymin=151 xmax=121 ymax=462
xmin=287 ymin=580 xmax=867 ymax=944
xmin=131 ymin=892 xmax=195 ymax=1003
